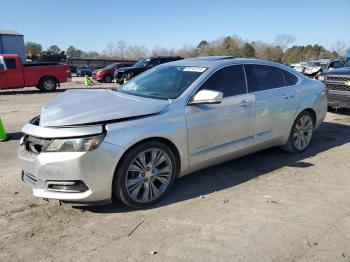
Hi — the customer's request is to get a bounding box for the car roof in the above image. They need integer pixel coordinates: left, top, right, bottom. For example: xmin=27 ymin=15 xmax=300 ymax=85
xmin=164 ymin=56 xmax=289 ymax=69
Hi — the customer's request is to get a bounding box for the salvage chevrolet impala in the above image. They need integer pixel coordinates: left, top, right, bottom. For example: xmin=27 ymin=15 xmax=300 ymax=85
xmin=18 ymin=56 xmax=327 ymax=208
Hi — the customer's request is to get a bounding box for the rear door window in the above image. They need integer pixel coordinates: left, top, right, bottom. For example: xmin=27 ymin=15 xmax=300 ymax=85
xmin=4 ymin=58 xmax=17 ymax=69
xmin=245 ymin=64 xmax=285 ymax=92
xmin=199 ymin=65 xmax=247 ymax=97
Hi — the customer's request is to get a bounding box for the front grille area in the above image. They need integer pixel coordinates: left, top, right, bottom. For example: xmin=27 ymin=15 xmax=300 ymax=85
xmin=327 ymin=76 xmax=350 ymax=82
xmin=326 ymin=83 xmax=350 ymax=92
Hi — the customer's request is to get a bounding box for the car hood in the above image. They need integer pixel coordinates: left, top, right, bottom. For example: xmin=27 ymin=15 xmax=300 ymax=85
xmin=323 ymin=67 xmax=350 ymax=75
xmin=39 ymin=89 xmax=170 ymax=127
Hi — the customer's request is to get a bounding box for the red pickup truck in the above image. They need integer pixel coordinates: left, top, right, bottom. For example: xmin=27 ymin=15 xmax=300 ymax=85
xmin=0 ymin=54 xmax=71 ymax=92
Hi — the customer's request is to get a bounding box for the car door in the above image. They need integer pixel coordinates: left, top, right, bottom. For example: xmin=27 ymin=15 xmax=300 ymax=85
xmin=0 ymin=57 xmax=6 ymax=89
xmin=244 ymin=64 xmax=299 ymax=142
xmin=185 ymin=65 xmax=255 ymax=170
xmin=4 ymin=57 xmax=23 ymax=88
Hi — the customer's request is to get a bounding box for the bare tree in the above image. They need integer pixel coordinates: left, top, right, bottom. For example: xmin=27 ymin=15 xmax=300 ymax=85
xmin=116 ymin=40 xmax=128 ymax=59
xmin=105 ymin=43 xmax=116 ymax=57
xmin=274 ymin=34 xmax=296 ymax=51
xmin=128 ymin=45 xmax=149 ymax=59
xmin=332 ymin=40 xmax=347 ymax=57
xmin=151 ymin=45 xmax=175 ymax=56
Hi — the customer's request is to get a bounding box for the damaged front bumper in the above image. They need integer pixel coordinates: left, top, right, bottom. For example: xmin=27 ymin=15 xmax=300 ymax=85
xmin=18 ymin=123 xmax=124 ymax=204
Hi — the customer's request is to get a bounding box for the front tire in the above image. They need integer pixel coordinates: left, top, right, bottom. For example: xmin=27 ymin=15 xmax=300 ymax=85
xmin=282 ymin=111 xmax=315 ymax=153
xmin=114 ymin=141 xmax=177 ymax=208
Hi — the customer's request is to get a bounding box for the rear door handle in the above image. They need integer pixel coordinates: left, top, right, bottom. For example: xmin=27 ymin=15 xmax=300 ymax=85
xmin=282 ymin=94 xmax=295 ymax=100
xmin=239 ymin=100 xmax=250 ymax=107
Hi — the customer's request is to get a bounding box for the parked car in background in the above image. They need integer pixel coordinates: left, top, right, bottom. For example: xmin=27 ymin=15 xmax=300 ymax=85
xmin=296 ymin=61 xmax=325 ymax=77
xmin=0 ymin=54 xmax=71 ymax=92
xmin=92 ymin=62 xmax=134 ymax=83
xmin=314 ymin=59 xmax=346 ymax=80
xmin=76 ymin=66 xmax=103 ymax=77
xmin=114 ymin=56 xmax=183 ymax=84
xmin=293 ymin=59 xmax=346 ymax=79
xmin=69 ymin=65 xmax=78 ymax=75
xmin=319 ymin=59 xmax=350 ymax=109
xmin=18 ymin=56 xmax=327 ymax=208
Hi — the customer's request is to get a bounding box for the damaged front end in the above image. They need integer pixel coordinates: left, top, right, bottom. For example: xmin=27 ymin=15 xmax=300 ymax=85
xmin=18 ymin=115 xmax=124 ymax=204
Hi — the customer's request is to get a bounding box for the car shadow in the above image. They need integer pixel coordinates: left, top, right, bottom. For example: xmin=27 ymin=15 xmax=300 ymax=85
xmin=0 ymin=88 xmax=68 ymax=96
xmin=77 ymin=121 xmax=350 ymax=213
xmin=5 ymin=132 xmax=23 ymax=141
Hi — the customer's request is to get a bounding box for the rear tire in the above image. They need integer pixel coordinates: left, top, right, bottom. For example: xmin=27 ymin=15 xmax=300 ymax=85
xmin=39 ymin=77 xmax=57 ymax=92
xmin=113 ymin=141 xmax=177 ymax=208
xmin=282 ymin=111 xmax=315 ymax=153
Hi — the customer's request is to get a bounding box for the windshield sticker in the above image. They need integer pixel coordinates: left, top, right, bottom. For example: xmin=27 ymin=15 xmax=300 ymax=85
xmin=183 ymin=67 xmax=207 ymax=72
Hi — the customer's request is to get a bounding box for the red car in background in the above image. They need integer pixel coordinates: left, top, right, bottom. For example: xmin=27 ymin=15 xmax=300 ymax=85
xmin=0 ymin=54 xmax=71 ymax=92
xmin=92 ymin=62 xmax=134 ymax=83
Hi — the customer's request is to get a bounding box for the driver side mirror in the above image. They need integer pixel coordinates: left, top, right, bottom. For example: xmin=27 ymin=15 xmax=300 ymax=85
xmin=189 ymin=89 xmax=223 ymax=105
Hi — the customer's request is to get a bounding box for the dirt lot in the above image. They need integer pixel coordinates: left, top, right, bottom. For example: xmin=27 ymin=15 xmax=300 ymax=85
xmin=1 ymin=81 xmax=350 ymax=262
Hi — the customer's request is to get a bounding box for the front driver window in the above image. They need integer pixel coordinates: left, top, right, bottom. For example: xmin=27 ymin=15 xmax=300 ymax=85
xmin=198 ymin=65 xmax=247 ymax=97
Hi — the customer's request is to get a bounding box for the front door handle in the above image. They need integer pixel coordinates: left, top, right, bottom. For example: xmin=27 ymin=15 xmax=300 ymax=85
xmin=239 ymin=100 xmax=250 ymax=107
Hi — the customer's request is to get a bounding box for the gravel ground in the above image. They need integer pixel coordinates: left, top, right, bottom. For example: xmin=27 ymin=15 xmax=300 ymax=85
xmin=0 ymin=82 xmax=350 ymax=262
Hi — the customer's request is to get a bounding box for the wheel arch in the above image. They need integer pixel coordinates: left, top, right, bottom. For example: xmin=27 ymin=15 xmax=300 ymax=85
xmin=111 ymin=136 xmax=182 ymax=201
xmin=116 ymin=137 xmax=181 ymax=174
xmin=303 ymin=108 xmax=317 ymax=125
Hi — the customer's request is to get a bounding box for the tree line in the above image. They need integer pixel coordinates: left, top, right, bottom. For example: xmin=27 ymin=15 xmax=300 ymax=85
xmin=25 ymin=34 xmax=349 ymax=64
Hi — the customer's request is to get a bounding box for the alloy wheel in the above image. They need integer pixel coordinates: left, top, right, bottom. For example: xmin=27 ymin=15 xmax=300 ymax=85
xmin=293 ymin=115 xmax=313 ymax=150
xmin=125 ymin=148 xmax=173 ymax=203
xmin=44 ymin=80 xmax=54 ymax=90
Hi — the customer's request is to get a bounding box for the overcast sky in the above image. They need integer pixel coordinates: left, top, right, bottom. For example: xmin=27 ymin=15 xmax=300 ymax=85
xmin=1 ymin=0 xmax=349 ymax=52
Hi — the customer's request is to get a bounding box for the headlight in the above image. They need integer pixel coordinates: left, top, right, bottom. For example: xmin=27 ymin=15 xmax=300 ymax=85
xmin=44 ymin=134 xmax=105 ymax=152
xmin=318 ymin=75 xmax=325 ymax=81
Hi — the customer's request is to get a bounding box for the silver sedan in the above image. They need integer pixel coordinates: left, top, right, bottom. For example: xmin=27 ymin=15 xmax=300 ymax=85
xmin=18 ymin=56 xmax=327 ymax=208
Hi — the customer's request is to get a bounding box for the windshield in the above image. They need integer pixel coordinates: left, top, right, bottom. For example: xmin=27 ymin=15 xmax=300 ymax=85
xmin=117 ymin=66 xmax=207 ymax=100
xmin=105 ymin=63 xmax=117 ymax=69
xmin=133 ymin=58 xmax=149 ymax=68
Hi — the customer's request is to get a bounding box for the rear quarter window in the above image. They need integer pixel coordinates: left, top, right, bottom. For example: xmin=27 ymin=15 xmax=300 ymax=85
xmin=283 ymin=70 xmax=298 ymax=86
